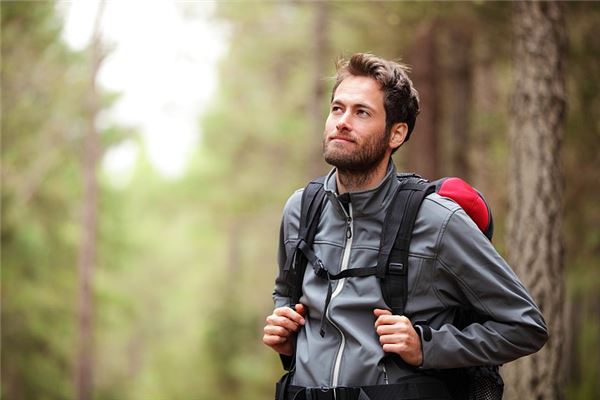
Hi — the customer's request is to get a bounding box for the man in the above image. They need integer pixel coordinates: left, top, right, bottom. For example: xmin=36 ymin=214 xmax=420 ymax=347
xmin=263 ymin=53 xmax=547 ymax=400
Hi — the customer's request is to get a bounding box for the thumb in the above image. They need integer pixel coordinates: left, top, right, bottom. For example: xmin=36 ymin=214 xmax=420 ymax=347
xmin=295 ymin=303 xmax=307 ymax=316
xmin=373 ymin=308 xmax=392 ymax=317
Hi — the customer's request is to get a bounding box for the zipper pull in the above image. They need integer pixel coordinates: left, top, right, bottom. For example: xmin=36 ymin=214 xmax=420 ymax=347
xmin=383 ymin=364 xmax=389 ymax=385
xmin=346 ymin=216 xmax=352 ymax=239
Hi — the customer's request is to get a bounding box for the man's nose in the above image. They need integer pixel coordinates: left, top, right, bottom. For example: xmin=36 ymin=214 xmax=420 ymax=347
xmin=336 ymin=112 xmax=351 ymax=132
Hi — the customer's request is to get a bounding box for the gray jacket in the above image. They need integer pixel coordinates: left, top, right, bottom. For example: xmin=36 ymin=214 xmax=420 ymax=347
xmin=273 ymin=162 xmax=548 ymax=388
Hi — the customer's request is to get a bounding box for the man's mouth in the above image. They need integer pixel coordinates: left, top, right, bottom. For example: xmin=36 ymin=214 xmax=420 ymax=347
xmin=329 ymin=135 xmax=354 ymax=143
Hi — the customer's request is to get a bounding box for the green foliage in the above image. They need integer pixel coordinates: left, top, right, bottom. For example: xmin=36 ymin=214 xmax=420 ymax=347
xmin=1 ymin=3 xmax=86 ymax=399
xmin=1 ymin=2 xmax=132 ymax=399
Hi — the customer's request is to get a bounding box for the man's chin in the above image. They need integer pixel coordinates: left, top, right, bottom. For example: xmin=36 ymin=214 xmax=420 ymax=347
xmin=324 ymin=151 xmax=387 ymax=174
xmin=323 ymin=150 xmax=347 ymax=167
xmin=324 ymin=155 xmax=363 ymax=172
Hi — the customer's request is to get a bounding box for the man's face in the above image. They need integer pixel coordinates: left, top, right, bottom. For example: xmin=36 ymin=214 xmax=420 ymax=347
xmin=323 ymin=75 xmax=391 ymax=172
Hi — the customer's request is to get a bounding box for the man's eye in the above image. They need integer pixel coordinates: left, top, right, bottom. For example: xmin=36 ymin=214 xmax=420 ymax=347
xmin=331 ymin=106 xmax=343 ymax=113
xmin=357 ymin=110 xmax=370 ymax=117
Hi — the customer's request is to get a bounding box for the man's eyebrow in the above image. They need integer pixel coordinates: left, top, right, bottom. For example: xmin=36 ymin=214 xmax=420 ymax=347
xmin=355 ymin=102 xmax=376 ymax=111
xmin=331 ymin=99 xmax=376 ymax=111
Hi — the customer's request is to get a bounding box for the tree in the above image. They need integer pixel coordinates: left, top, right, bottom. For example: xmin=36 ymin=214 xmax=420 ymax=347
xmin=445 ymin=24 xmax=473 ymax=180
xmin=405 ymin=21 xmax=441 ymax=180
xmin=1 ymin=3 xmax=88 ymax=398
xmin=561 ymin=5 xmax=600 ymax=399
xmin=1 ymin=3 xmax=132 ymax=399
xmin=75 ymin=2 xmax=106 ymax=399
xmin=504 ymin=2 xmax=567 ymax=399
xmin=307 ymin=1 xmax=330 ymax=178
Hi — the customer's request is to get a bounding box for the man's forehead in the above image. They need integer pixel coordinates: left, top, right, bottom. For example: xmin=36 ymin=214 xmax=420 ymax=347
xmin=332 ymin=76 xmax=384 ymax=108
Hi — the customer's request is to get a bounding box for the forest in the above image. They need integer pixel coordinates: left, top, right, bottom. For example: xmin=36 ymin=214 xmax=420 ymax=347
xmin=2 ymin=1 xmax=599 ymax=400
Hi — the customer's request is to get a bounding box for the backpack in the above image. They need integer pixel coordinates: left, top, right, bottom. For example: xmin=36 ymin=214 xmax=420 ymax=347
xmin=279 ymin=173 xmax=503 ymax=400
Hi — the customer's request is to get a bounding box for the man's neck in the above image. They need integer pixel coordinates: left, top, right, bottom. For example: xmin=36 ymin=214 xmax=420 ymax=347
xmin=335 ymin=159 xmax=390 ymax=194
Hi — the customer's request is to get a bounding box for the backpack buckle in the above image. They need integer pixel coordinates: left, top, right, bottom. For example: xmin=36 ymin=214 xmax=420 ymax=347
xmin=388 ymin=262 xmax=405 ymax=275
xmin=314 ymin=259 xmax=329 ymax=279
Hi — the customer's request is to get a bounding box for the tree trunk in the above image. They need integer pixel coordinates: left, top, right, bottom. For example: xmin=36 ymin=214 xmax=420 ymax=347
xmin=75 ymin=3 xmax=105 ymax=400
xmin=471 ymin=36 xmax=502 ymax=218
xmin=503 ymin=3 xmax=567 ymax=400
xmin=405 ymin=21 xmax=440 ymax=180
xmin=447 ymin=26 xmax=473 ymax=180
xmin=308 ymin=1 xmax=329 ymax=178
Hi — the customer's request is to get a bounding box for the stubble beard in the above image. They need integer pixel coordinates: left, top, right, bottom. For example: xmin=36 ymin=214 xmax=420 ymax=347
xmin=322 ymin=130 xmax=390 ymax=189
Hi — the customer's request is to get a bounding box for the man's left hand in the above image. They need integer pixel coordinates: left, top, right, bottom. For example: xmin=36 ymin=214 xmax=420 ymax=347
xmin=373 ymin=308 xmax=423 ymax=366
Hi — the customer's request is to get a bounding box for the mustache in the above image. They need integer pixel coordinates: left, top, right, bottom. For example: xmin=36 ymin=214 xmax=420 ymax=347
xmin=326 ymin=132 xmax=356 ymax=142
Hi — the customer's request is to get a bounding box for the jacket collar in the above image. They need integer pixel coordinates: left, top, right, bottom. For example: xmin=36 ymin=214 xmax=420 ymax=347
xmin=323 ymin=160 xmax=401 ymax=218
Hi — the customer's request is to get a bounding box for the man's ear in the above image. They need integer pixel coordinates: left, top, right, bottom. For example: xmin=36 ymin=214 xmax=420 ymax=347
xmin=389 ymin=122 xmax=409 ymax=150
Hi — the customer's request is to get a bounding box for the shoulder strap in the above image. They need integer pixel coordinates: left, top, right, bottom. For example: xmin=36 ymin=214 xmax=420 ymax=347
xmin=282 ymin=177 xmax=326 ymax=306
xmin=379 ymin=177 xmax=435 ymax=315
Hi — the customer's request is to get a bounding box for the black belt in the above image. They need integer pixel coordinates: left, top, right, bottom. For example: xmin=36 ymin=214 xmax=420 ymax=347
xmin=280 ymin=376 xmax=452 ymax=400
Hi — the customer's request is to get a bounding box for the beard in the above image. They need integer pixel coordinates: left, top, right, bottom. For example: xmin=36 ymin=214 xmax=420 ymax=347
xmin=322 ymin=130 xmax=390 ymax=174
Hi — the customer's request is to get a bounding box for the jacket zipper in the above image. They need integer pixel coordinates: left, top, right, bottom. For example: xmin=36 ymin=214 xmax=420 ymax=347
xmin=327 ymin=202 xmax=353 ymax=387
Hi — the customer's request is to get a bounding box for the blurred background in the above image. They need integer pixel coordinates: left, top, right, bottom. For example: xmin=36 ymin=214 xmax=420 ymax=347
xmin=1 ymin=1 xmax=599 ymax=399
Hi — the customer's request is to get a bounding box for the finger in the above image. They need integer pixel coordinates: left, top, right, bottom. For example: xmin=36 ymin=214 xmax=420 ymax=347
xmin=374 ymin=314 xmax=412 ymax=328
xmin=373 ymin=308 xmax=392 ymax=317
xmin=274 ymin=307 xmax=306 ymax=325
xmin=374 ymin=314 xmax=402 ymax=328
xmin=382 ymin=343 xmax=406 ymax=354
xmin=271 ymin=315 xmax=300 ymax=332
xmin=376 ymin=323 xmax=407 ymax=336
xmin=266 ymin=315 xmax=300 ymax=332
xmin=374 ymin=309 xmax=410 ymax=322
xmin=264 ymin=325 xmax=291 ymax=337
xmin=374 ymin=314 xmax=395 ymax=325
xmin=263 ymin=334 xmax=287 ymax=346
xmin=263 ymin=333 xmax=287 ymax=345
xmin=379 ymin=333 xmax=408 ymax=345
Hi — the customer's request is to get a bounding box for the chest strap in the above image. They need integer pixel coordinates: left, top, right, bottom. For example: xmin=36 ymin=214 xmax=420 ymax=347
xmin=298 ymin=235 xmax=379 ymax=336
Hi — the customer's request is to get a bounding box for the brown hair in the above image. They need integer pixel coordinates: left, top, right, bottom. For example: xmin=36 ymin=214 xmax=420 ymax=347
xmin=331 ymin=53 xmax=420 ymax=145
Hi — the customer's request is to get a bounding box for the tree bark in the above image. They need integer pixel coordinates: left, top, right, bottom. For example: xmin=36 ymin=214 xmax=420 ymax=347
xmin=405 ymin=21 xmax=440 ymax=180
xmin=471 ymin=35 xmax=502 ymax=217
xmin=447 ymin=26 xmax=473 ymax=180
xmin=75 ymin=3 xmax=105 ymax=400
xmin=308 ymin=1 xmax=329 ymax=178
xmin=503 ymin=2 xmax=567 ymax=400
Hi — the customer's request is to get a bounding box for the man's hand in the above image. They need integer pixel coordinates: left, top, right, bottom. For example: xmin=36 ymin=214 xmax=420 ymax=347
xmin=263 ymin=304 xmax=306 ymax=356
xmin=373 ymin=308 xmax=423 ymax=366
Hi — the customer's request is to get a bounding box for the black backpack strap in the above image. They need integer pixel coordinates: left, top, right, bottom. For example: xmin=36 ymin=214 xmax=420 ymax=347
xmin=276 ymin=177 xmax=326 ymax=375
xmin=375 ymin=174 xmax=427 ymax=278
xmin=282 ymin=177 xmax=327 ymax=307
xmin=378 ymin=178 xmax=435 ymax=316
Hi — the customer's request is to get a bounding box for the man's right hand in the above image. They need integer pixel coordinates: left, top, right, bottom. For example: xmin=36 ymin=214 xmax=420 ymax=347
xmin=262 ymin=304 xmax=306 ymax=356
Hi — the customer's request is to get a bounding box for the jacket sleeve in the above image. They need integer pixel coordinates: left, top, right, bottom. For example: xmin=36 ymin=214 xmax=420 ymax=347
xmin=272 ymin=190 xmax=303 ymax=370
xmin=419 ymin=208 xmax=549 ymax=369
xmin=272 ymin=189 xmax=303 ymax=309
